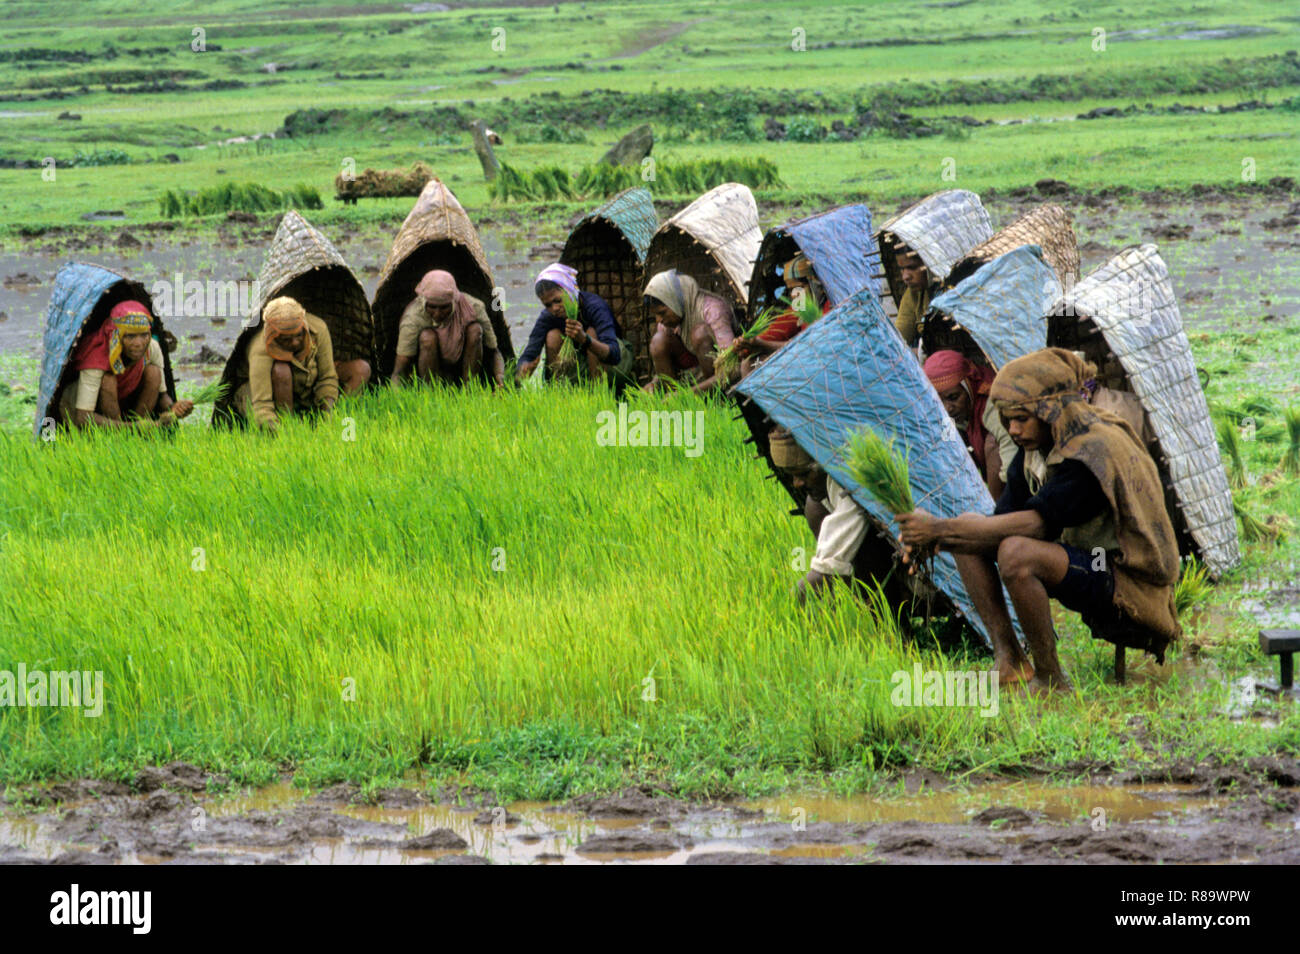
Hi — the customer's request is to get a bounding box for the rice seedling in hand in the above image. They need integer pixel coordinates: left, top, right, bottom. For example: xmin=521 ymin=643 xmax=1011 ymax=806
xmin=712 ymin=304 xmax=782 ymax=383
xmin=555 ymin=292 xmax=581 ymax=372
xmin=188 ymin=380 xmax=230 ymax=406
xmin=844 ymin=428 xmax=914 ymax=517
xmin=1282 ymin=405 xmax=1300 ymax=476
xmin=791 ymin=289 xmax=822 ymax=325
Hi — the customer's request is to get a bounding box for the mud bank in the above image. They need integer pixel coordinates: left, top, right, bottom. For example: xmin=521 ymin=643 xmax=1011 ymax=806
xmin=3 ymin=759 xmax=1297 ymax=865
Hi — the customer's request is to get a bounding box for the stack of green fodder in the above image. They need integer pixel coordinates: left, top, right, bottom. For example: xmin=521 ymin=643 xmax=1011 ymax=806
xmin=159 ymin=182 xmax=322 ymax=217
xmin=335 ymin=161 xmax=435 ymax=199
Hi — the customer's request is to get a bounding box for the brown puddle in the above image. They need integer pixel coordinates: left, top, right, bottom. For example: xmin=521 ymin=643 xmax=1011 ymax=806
xmin=0 ymin=778 xmax=1238 ymax=866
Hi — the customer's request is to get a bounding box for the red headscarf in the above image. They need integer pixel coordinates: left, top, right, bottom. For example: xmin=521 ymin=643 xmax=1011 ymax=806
xmin=415 ymin=270 xmax=478 ymax=364
xmin=924 ymin=350 xmax=996 ymax=473
xmin=71 ymin=300 xmax=153 ymax=398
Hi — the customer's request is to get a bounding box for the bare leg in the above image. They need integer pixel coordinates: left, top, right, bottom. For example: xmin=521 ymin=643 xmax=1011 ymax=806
xmin=270 ymin=360 xmax=294 ymax=412
xmin=336 ymin=359 xmax=372 ymax=395
xmin=997 ymin=536 xmax=1072 ymax=692
xmin=130 ymin=364 xmax=162 ymax=418
xmin=953 ymin=551 xmax=1034 ymax=686
xmin=97 ymin=373 xmax=123 ymax=421
xmin=460 ymin=322 xmax=483 ymax=383
xmin=689 ymin=324 xmax=717 ymax=381
xmin=584 ymin=325 xmax=603 ymax=380
xmin=646 ymin=325 xmax=681 ymax=390
xmin=416 ymin=329 xmax=440 ymax=384
xmin=544 ymin=328 xmax=563 ymax=368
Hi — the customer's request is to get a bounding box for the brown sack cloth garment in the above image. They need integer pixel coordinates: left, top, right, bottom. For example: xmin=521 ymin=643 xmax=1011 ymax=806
xmin=990 ymin=347 xmax=1182 ymax=658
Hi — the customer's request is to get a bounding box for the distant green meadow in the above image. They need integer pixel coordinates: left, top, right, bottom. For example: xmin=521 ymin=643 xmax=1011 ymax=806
xmin=0 ymin=0 xmax=1297 ymax=234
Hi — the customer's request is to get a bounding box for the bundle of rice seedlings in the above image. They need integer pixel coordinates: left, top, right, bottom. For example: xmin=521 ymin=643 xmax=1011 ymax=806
xmin=712 ymin=304 xmax=782 ymax=383
xmin=843 ymin=428 xmax=913 ymax=516
xmin=1217 ymin=417 xmax=1247 ymax=488
xmin=555 ymin=292 xmax=581 ymax=370
xmin=188 ymin=380 xmax=230 ymax=405
xmin=1282 ymin=405 xmax=1300 ymax=476
xmin=1234 ymin=498 xmax=1280 ymax=544
xmin=488 ymin=164 xmax=534 ymax=202
xmin=1173 ymin=557 xmax=1212 ymax=616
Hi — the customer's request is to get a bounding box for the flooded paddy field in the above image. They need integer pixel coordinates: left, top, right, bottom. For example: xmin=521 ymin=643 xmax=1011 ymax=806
xmin=1 ymin=188 xmax=1297 ymax=384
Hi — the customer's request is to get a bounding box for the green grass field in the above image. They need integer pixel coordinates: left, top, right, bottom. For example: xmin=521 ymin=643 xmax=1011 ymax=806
xmin=1 ymin=0 xmax=1297 ymax=234
xmin=2 ymin=1 xmax=1299 ymax=799
xmin=0 ymin=376 xmax=1296 ymax=798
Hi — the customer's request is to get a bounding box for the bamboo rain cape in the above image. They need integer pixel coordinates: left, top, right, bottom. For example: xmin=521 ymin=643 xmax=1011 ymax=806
xmin=736 ymin=287 xmax=1026 ymax=648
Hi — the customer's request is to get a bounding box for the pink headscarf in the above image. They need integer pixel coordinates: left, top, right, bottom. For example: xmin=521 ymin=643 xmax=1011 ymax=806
xmin=534 ymin=263 xmax=579 ymax=300
xmin=414 ymin=270 xmax=478 ymax=364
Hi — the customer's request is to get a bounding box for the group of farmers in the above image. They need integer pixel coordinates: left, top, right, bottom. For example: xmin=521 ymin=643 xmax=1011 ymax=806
xmin=49 ymin=191 xmax=1187 ymax=698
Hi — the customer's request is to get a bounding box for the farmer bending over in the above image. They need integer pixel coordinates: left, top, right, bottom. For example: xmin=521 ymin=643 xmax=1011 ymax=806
xmin=390 ymin=270 xmax=503 ymax=388
xmin=769 ymin=428 xmax=898 ymax=604
xmin=893 ymin=246 xmax=933 ymax=347
xmin=923 ymin=350 xmax=1017 ymax=498
xmin=894 ymin=348 xmax=1181 ymax=693
xmin=517 ymin=263 xmax=635 ymax=392
xmin=59 ymin=300 xmax=192 ymax=430
xmin=642 ymin=269 xmax=736 ymax=394
xmin=735 ymin=254 xmax=830 ymax=377
xmin=232 ymin=296 xmax=338 ymax=432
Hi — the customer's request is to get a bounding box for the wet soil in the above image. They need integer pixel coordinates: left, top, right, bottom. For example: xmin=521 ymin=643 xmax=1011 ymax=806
xmin=2 ymin=189 xmax=1297 ymax=382
xmin=2 ymin=759 xmax=1296 ymax=865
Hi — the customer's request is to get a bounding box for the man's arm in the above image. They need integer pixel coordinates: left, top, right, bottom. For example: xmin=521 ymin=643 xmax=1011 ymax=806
xmin=391 ymin=353 xmax=413 ymax=385
xmin=931 ymin=509 xmax=1049 ymax=554
xmin=582 ymin=294 xmax=619 ymax=365
xmin=516 ymin=311 xmax=551 ymax=378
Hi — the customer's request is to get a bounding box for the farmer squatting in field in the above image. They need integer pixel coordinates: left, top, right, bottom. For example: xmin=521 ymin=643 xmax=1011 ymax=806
xmin=516 ymin=263 xmax=636 ymax=391
xmin=228 ymin=296 xmax=339 ymax=432
xmin=923 ymin=350 xmax=1017 ymax=499
xmin=59 ymin=300 xmax=193 ymax=431
xmin=892 ymin=246 xmax=934 ymax=348
xmin=895 ymin=348 xmax=1182 ymax=694
xmin=732 ymin=254 xmax=829 ymax=378
xmin=390 ymin=269 xmax=503 ymax=388
xmin=642 ymin=268 xmax=736 ymax=394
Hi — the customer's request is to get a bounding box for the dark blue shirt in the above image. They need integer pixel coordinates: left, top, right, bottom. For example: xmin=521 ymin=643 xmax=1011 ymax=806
xmin=994 ymin=448 xmax=1108 ymax=541
xmin=520 ymin=290 xmax=621 ymax=366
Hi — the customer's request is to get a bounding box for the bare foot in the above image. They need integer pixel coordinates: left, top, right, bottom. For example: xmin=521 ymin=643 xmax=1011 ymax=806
xmin=1026 ymin=673 xmax=1072 ymax=696
xmin=995 ymin=657 xmax=1034 ymax=687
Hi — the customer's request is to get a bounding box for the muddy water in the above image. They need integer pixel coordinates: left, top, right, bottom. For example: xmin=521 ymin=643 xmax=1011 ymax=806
xmin=0 ymin=230 xmax=549 ymax=377
xmin=2 ymin=195 xmax=1297 ymax=378
xmin=0 ymin=779 xmax=1245 ymax=865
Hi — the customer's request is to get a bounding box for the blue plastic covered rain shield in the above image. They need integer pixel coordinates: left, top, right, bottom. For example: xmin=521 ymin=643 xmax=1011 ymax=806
xmin=35 ymin=262 xmax=163 ymax=438
xmin=928 ymin=245 xmax=1057 ymax=369
xmin=736 ymin=286 xmax=1024 ymax=647
xmin=784 ymin=204 xmax=882 ymax=305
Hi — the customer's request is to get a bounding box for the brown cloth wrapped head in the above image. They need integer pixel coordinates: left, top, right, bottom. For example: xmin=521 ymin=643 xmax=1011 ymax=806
xmin=990 ymin=347 xmax=1182 ymax=658
xmin=263 ymin=296 xmax=311 ymax=363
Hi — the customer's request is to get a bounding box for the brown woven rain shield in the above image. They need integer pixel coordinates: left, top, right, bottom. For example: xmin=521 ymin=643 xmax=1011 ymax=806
xmin=875 ymin=189 xmax=994 ymax=309
xmin=560 ymin=187 xmax=658 ymax=381
xmin=643 ymin=182 xmax=763 ymax=328
xmin=946 ymin=203 xmax=1080 ymax=290
xmin=1046 ymin=243 xmax=1239 ymax=579
xmin=213 ymin=210 xmax=373 ymax=425
xmin=371 ymin=177 xmax=513 ymax=377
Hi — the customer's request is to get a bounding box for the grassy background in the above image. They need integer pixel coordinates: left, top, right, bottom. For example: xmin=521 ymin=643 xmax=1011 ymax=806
xmin=0 ymin=0 xmax=1297 ymax=232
